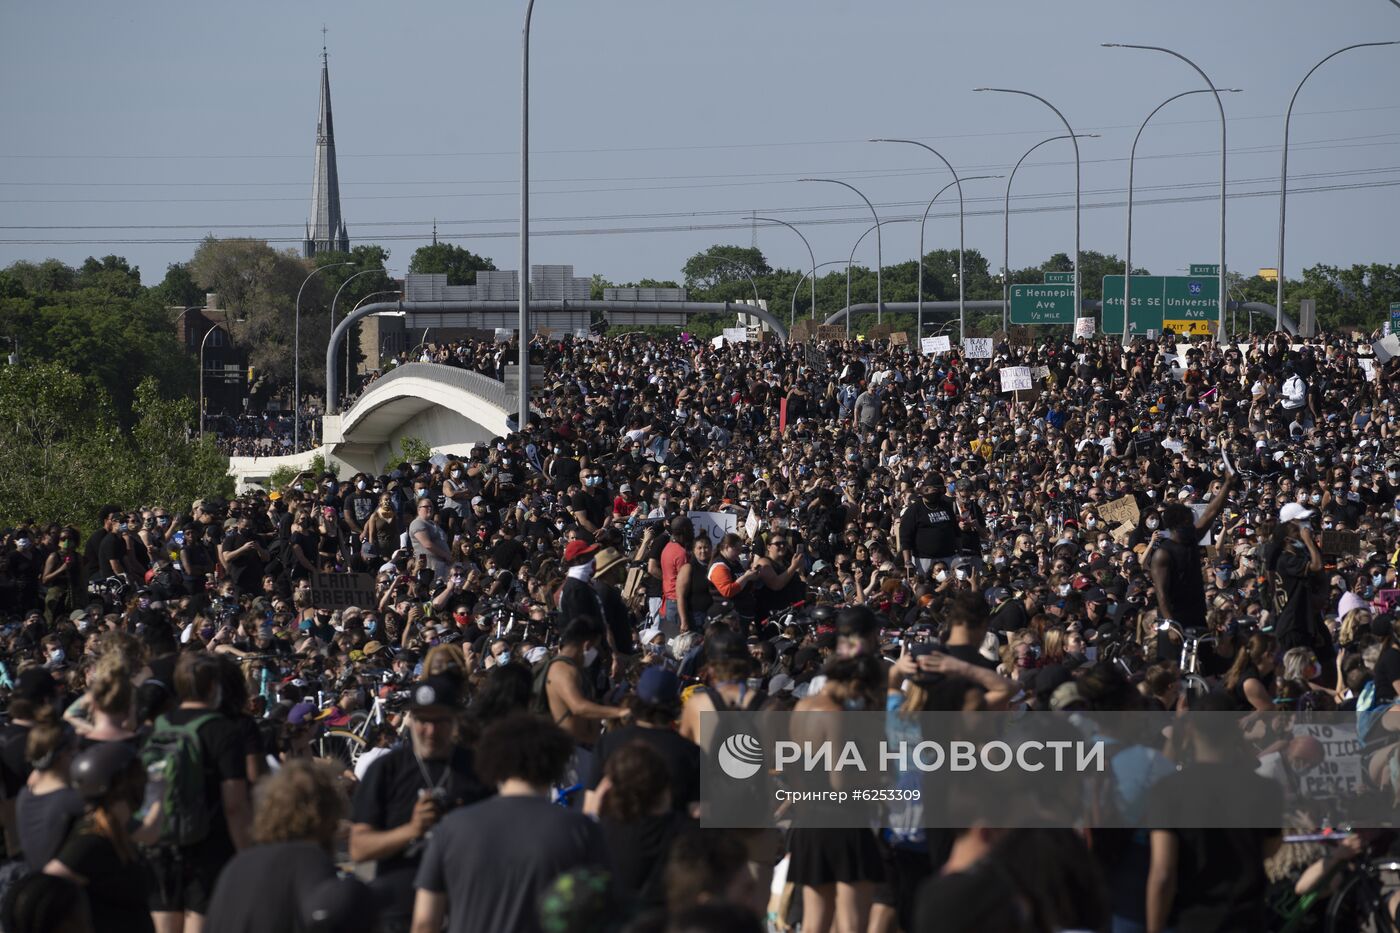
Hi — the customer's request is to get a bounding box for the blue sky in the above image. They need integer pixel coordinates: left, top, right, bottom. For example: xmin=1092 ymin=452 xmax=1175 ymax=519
xmin=1 ymin=0 xmax=1396 ymax=289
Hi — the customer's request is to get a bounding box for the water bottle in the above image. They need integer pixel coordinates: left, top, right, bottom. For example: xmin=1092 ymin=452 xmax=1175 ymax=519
xmin=138 ymin=761 xmax=165 ymax=824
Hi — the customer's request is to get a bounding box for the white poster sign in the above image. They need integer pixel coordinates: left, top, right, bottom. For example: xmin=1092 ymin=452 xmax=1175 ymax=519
xmin=920 ymin=335 xmax=951 ymax=355
xmin=919 ymin=337 xmax=937 ymax=355
xmin=722 ymin=327 xmax=749 ymax=344
xmin=688 ymin=511 xmax=737 ymax=547
xmin=1074 ymin=317 xmax=1096 ymax=339
xmin=1000 ymin=366 xmax=1033 ymax=392
xmin=1030 ymin=365 xmax=1050 ymax=381
xmin=963 ymin=337 xmax=994 ymax=359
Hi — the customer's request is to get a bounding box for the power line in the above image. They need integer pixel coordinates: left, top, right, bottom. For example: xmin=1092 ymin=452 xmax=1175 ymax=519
xmin=0 ymin=176 xmax=1391 ymax=246
xmin=4 ymin=164 xmax=1397 ymax=231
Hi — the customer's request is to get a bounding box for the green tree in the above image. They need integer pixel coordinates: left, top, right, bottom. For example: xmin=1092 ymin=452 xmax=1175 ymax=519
xmin=682 ymin=245 xmax=771 ymax=292
xmin=408 ymin=243 xmax=496 ymax=285
xmin=151 ymin=262 xmax=206 ymax=309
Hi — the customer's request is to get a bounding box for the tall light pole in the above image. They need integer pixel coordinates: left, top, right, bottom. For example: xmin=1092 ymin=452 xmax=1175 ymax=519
xmin=870 ymin=139 xmax=973 ymax=341
xmin=975 ymin=88 xmax=1082 ymax=326
xmin=293 ymin=260 xmax=353 ymax=450
xmin=1001 ymin=134 xmax=1098 ymax=334
xmin=346 ymin=289 xmax=401 ymax=393
xmin=749 ymin=217 xmax=816 ymax=328
xmin=329 ymin=268 xmax=384 ymax=409
xmin=1276 ymin=41 xmax=1398 ymax=329
xmin=911 ymin=174 xmax=999 ymax=341
xmin=1124 ymin=89 xmax=1240 ymax=346
xmin=1103 ymin=45 xmax=1228 ymax=340
xmin=707 ymin=256 xmax=762 ymax=309
xmin=790 ymin=260 xmax=847 ymax=329
xmin=801 ymin=178 xmax=883 ymax=323
xmin=519 ymin=0 xmax=536 ymax=434
xmin=198 ymin=322 xmax=230 ymax=441
xmin=845 ymin=219 xmax=912 ymax=337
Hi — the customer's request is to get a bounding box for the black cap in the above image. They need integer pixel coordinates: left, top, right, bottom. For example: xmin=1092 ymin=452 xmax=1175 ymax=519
xmin=70 ymin=742 xmax=138 ymax=801
xmin=409 ymin=675 xmax=464 ymax=712
xmin=304 ymin=877 xmax=379 ymax=933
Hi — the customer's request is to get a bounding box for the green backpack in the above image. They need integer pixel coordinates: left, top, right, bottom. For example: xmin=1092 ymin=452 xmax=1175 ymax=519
xmin=140 ymin=712 xmax=219 ymax=848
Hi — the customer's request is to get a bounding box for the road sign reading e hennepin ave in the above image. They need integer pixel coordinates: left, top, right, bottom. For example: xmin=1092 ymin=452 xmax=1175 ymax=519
xmin=1010 ymin=284 xmax=1075 ymax=325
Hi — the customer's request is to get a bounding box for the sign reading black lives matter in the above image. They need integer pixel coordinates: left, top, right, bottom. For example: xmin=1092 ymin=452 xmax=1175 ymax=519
xmin=310 ymin=572 xmax=377 ymax=610
xmin=699 ymin=711 xmax=1387 ymax=830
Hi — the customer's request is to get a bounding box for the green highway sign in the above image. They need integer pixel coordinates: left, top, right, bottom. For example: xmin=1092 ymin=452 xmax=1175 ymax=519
xmin=1390 ymin=302 xmax=1400 ymax=333
xmin=1163 ymin=274 xmax=1219 ymax=325
xmin=1189 ymin=264 xmax=1220 ymax=277
xmin=1043 ymin=271 xmax=1075 ymax=285
xmin=1101 ymin=275 xmax=1164 ymax=335
xmin=1010 ymin=284 xmax=1076 ymax=325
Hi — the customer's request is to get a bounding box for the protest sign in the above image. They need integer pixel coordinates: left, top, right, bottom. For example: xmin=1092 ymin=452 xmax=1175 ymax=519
xmin=889 ymin=331 xmax=909 ymax=347
xmin=1293 ymin=722 xmax=1363 ymax=799
xmin=1030 ymin=365 xmax=1051 ymax=381
xmin=688 ymin=511 xmax=737 ymax=546
xmin=722 ymin=327 xmax=748 ymax=344
xmin=1098 ymin=495 xmax=1140 ymax=528
xmin=963 ymin=337 xmax=994 ymax=359
xmin=816 ymin=325 xmax=845 ymax=341
xmin=923 ymin=335 xmax=952 ymax=355
xmin=999 ymin=367 xmax=1032 ymax=392
xmin=1321 ymin=530 xmax=1362 ymax=556
xmin=1074 ymin=317 xmax=1095 ymax=339
xmin=310 ymin=572 xmax=377 ymax=611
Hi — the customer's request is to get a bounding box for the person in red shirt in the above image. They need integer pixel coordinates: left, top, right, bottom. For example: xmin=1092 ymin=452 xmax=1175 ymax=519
xmin=660 ymin=516 xmax=694 ymax=636
xmin=612 ymin=483 xmax=640 ymax=520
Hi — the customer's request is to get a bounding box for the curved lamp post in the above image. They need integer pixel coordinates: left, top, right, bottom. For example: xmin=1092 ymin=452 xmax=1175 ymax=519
xmin=1276 ymin=41 xmax=1398 ymax=328
xmin=1001 ymin=134 xmax=1098 ymax=333
xmin=1124 ymin=89 xmax=1241 ymax=346
xmin=845 ymin=219 xmax=913 ymax=337
xmin=975 ymin=88 xmax=1082 ymax=327
xmin=749 ymin=217 xmax=816 ymax=329
xmin=789 ymin=260 xmax=848 ymax=330
xmin=345 ymin=289 xmax=401 ymax=393
xmin=329 ymin=268 xmax=384 ymax=408
xmin=1103 ymin=44 xmax=1228 ymax=340
xmin=801 ymin=178 xmax=883 ymax=325
xmin=870 ymin=139 xmax=975 ymax=341
xmin=293 ymin=260 xmax=354 ymax=449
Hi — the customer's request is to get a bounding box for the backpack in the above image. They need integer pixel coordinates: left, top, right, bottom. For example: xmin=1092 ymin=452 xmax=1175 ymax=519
xmin=140 ymin=712 xmax=219 ymax=848
xmin=530 ymin=656 xmax=581 ymax=721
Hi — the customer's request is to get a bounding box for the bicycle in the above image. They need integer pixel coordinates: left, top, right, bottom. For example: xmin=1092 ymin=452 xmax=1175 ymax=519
xmin=1157 ymin=620 xmax=1216 ymax=698
xmin=315 ymin=689 xmax=410 ymax=769
xmin=1325 ymin=855 xmax=1400 ymax=933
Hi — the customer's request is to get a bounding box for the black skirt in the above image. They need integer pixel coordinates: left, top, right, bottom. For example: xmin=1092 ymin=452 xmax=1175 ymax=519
xmin=786 ymin=827 xmax=887 ymax=886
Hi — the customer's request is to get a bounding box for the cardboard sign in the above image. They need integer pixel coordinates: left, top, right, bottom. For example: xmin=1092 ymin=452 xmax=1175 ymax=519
xmin=999 ymin=367 xmax=1033 ymax=392
xmin=816 ymin=325 xmax=845 ymax=341
xmin=1373 ymin=334 xmax=1400 ymax=363
xmin=711 ymin=335 xmax=725 ymax=350
xmin=688 ymin=511 xmax=737 ymax=547
xmin=1321 ymin=530 xmax=1362 ymax=556
xmin=963 ymin=337 xmax=994 ymax=359
xmin=867 ymin=323 xmax=892 ymax=341
xmin=779 ymin=397 xmax=789 ymax=434
xmin=1074 ymin=317 xmax=1096 ymax=339
xmin=889 ymin=331 xmax=909 ymax=347
xmin=310 ymin=572 xmax=377 ymax=612
xmin=1293 ymin=722 xmax=1363 ymax=799
xmin=722 ymin=327 xmax=748 ymax=344
xmin=745 ymin=507 xmax=761 ymax=541
xmin=1110 ymin=522 xmax=1136 ymax=547
xmin=789 ymin=319 xmax=816 ymax=343
xmin=1098 ymin=495 xmax=1140 ymax=528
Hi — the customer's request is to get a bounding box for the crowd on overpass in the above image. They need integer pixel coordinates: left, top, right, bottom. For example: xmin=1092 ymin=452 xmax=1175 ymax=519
xmin=2 ymin=326 xmax=1400 ymax=933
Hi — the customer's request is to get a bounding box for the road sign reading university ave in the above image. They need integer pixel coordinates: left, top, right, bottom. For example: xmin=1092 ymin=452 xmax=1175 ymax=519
xmin=1100 ymin=275 xmax=1218 ymax=335
xmin=1043 ymin=271 xmax=1075 ymax=285
xmin=1010 ymin=284 xmax=1075 ymax=325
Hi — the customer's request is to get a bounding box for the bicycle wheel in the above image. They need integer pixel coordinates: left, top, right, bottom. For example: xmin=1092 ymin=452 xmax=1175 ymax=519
xmin=1325 ymin=869 xmax=1393 ymax=933
xmin=317 ymin=729 xmax=368 ymax=770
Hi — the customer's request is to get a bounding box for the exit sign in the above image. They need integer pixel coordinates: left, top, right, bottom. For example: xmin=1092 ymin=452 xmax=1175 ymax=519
xmin=1189 ymin=264 xmax=1219 ymax=277
xmin=1043 ymin=271 xmax=1074 ymax=285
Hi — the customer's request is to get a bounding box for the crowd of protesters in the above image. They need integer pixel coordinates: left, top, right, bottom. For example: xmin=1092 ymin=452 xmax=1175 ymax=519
xmin=209 ymin=411 xmax=323 ymax=458
xmin=1 ymin=326 xmax=1400 ymax=933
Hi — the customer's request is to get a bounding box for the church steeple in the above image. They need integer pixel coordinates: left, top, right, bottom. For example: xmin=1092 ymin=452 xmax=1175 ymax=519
xmin=304 ymin=35 xmax=349 ymax=258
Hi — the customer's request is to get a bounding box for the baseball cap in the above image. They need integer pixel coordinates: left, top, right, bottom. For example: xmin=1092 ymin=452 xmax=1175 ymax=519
xmin=410 ymin=675 xmax=463 ymax=712
xmin=636 ymin=668 xmax=681 ymax=705
xmin=563 ymin=540 xmax=600 ymax=563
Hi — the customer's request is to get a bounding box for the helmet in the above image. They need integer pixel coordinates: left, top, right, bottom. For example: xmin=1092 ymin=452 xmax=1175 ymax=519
xmin=69 ymin=742 xmax=139 ymax=801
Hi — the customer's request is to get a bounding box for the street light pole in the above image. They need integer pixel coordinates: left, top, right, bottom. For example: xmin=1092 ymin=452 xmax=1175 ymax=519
xmin=198 ymin=322 xmax=229 ymax=441
xmin=789 ymin=260 xmax=848 ymax=330
xmin=749 ymin=217 xmax=816 ymax=328
xmin=870 ymin=139 xmax=972 ymax=342
xmin=975 ymin=88 xmax=1082 ymax=327
xmin=519 ymin=0 xmax=536 ymax=434
xmin=293 ymin=260 xmax=354 ymax=450
xmin=1276 ymin=41 xmax=1398 ymax=329
xmin=1124 ymin=89 xmax=1240 ymax=347
xmin=1001 ymin=135 xmax=1097 ymax=334
xmin=1103 ymin=45 xmax=1229 ymax=340
xmin=845 ymin=220 xmax=912 ymax=337
xmin=910 ymin=174 xmax=999 ymax=341
xmin=329 ymin=268 xmax=384 ymax=409
xmin=346 ymin=289 xmax=401 ymax=393
xmin=707 ymin=257 xmax=762 ymax=309
xmin=801 ymin=178 xmax=883 ymax=324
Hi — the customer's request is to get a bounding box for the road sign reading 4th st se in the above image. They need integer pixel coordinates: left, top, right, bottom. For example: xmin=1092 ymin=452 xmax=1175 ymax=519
xmin=1010 ymin=284 xmax=1075 ymax=325
xmin=1101 ymin=275 xmax=1164 ymax=335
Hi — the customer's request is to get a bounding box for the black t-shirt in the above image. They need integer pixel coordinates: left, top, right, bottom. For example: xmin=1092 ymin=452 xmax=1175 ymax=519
xmin=350 ymin=744 xmax=489 ymax=921
xmin=643 ymin=533 xmax=670 ymax=599
xmin=345 ymin=491 xmax=377 ymax=529
xmin=56 ymin=826 xmax=154 ymax=933
xmin=155 ymin=708 xmax=246 ymax=859
xmin=569 ymin=490 xmax=607 ymax=531
xmin=586 ymin=724 xmax=701 ymax=813
xmin=1375 ymin=645 xmax=1400 ymax=703
xmin=15 ymin=785 xmax=84 ymax=871
xmin=1271 ymin=547 xmax=1319 ymax=650
xmin=898 ymin=496 xmax=959 ymax=560
xmin=1143 ymin=762 xmax=1282 ymax=933
xmin=222 ymin=530 xmax=264 ymax=593
xmin=943 ymin=642 xmax=999 ymax=671
xmin=601 ymin=810 xmax=688 ymax=910
xmin=83 ymin=528 xmax=109 ymax=579
xmin=0 ymin=722 xmax=32 ymax=797
xmin=96 ymin=531 xmax=128 ymax=579
xmin=414 ymin=794 xmax=605 ymax=933
xmin=203 ymin=840 xmax=337 ymax=933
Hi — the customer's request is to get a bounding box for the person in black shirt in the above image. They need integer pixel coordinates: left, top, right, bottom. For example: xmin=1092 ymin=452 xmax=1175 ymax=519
xmin=899 ymin=477 xmax=959 ymax=578
xmin=81 ymin=505 xmax=121 ymax=580
xmin=349 ymin=676 xmax=488 ymax=932
xmin=220 ymin=515 xmax=268 ymax=596
xmin=95 ymin=518 xmax=130 ymax=582
xmin=1148 ymin=470 xmax=1233 ymax=633
xmin=1265 ymin=508 xmax=1327 ymax=655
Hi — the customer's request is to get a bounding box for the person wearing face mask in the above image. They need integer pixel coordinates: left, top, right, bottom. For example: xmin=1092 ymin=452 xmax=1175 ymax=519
xmin=343 ymin=473 xmax=378 ymax=546
xmin=41 ymin=527 xmax=85 ymax=625
xmin=899 ymin=477 xmax=959 ymax=579
xmin=1265 ymin=503 xmax=1330 ymax=667
xmin=7 ymin=530 xmax=42 ymax=616
xmin=538 ymin=614 xmax=629 ymax=751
